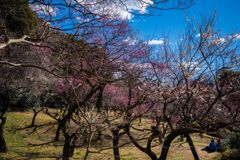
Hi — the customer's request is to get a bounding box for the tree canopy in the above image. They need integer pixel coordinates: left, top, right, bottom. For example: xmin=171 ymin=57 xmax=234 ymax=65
xmin=0 ymin=0 xmax=36 ymax=36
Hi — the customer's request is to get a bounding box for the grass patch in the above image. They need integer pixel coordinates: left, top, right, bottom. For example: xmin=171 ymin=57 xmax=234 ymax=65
xmin=0 ymin=111 xmax=221 ymax=160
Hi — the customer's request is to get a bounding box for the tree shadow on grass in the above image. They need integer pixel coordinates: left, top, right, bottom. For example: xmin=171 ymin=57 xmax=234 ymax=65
xmin=6 ymin=150 xmax=62 ymax=160
xmin=5 ymin=144 xmax=62 ymax=160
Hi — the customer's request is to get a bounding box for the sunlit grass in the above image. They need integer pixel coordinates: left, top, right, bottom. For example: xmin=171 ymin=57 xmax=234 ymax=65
xmin=0 ymin=111 xmax=221 ymax=160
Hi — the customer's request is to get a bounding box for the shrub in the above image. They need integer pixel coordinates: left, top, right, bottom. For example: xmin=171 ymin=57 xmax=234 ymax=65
xmin=0 ymin=85 xmax=40 ymax=110
xmin=221 ymin=133 xmax=240 ymax=160
xmin=40 ymin=90 xmax=68 ymax=108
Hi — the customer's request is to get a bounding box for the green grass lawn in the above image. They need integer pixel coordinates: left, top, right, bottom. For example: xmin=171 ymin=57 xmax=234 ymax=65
xmin=0 ymin=111 xmax=221 ymax=160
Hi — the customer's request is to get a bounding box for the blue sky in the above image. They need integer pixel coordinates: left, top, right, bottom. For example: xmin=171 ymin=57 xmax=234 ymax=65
xmin=129 ymin=0 xmax=240 ymax=42
xmin=31 ymin=0 xmax=240 ymax=44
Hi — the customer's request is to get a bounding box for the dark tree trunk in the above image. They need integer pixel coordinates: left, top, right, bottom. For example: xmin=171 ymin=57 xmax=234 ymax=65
xmin=112 ymin=129 xmax=120 ymax=160
xmin=30 ymin=108 xmax=43 ymax=127
xmin=62 ymin=136 xmax=71 ymax=160
xmin=96 ymin=126 xmax=102 ymax=141
xmin=96 ymin=85 xmax=104 ymax=112
xmin=159 ymin=129 xmax=199 ymax=160
xmin=61 ymin=117 xmax=76 ymax=160
xmin=0 ymin=116 xmax=7 ymax=153
xmin=124 ymin=124 xmax=158 ymax=160
xmin=159 ymin=132 xmax=178 ymax=160
xmin=185 ymin=134 xmax=200 ymax=160
xmin=54 ymin=122 xmax=61 ymax=142
xmin=60 ymin=85 xmax=102 ymax=159
xmin=139 ymin=117 xmax=142 ymax=123
xmin=45 ymin=108 xmax=62 ymax=142
xmin=62 ymin=134 xmax=77 ymax=160
xmin=180 ymin=134 xmax=184 ymax=141
xmin=30 ymin=109 xmax=37 ymax=127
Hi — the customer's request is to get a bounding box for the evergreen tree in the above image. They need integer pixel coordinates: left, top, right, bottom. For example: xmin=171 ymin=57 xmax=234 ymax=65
xmin=0 ymin=0 xmax=36 ymax=36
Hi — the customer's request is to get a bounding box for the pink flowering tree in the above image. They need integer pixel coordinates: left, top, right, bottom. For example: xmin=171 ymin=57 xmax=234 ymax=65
xmin=123 ymin=16 xmax=240 ymax=160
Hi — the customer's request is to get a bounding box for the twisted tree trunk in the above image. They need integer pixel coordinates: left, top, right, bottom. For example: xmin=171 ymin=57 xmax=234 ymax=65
xmin=159 ymin=129 xmax=201 ymax=160
xmin=159 ymin=131 xmax=177 ymax=160
xmin=30 ymin=108 xmax=43 ymax=127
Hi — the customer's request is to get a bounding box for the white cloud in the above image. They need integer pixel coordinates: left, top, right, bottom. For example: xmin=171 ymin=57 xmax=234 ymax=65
xmin=148 ymin=39 xmax=164 ymax=45
xmin=128 ymin=62 xmax=152 ymax=69
xmin=31 ymin=0 xmax=153 ymax=20
xmin=124 ymin=36 xmax=137 ymax=45
xmin=233 ymin=33 xmax=240 ymax=39
xmin=30 ymin=4 xmax=58 ymax=16
xmin=216 ymin=37 xmax=226 ymax=43
xmin=76 ymin=17 xmax=91 ymax=23
xmin=196 ymin=33 xmax=201 ymax=37
xmin=78 ymin=0 xmax=153 ymax=20
xmin=212 ymin=37 xmax=226 ymax=45
xmin=219 ymin=37 xmax=226 ymax=42
xmin=236 ymin=34 xmax=240 ymax=39
xmin=126 ymin=0 xmax=153 ymax=13
xmin=181 ymin=61 xmax=200 ymax=71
